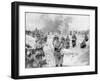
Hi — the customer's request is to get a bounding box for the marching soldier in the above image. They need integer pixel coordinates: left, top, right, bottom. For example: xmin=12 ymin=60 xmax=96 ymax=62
xmin=53 ymin=36 xmax=64 ymax=67
xmin=84 ymin=34 xmax=88 ymax=41
xmin=65 ymin=35 xmax=70 ymax=49
xmin=80 ymin=39 xmax=86 ymax=48
xmin=72 ymin=34 xmax=77 ymax=47
xmin=60 ymin=37 xmax=65 ymax=49
xmin=80 ymin=34 xmax=88 ymax=48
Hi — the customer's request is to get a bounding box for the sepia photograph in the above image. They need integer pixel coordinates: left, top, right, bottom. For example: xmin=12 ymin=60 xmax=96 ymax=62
xmin=25 ymin=12 xmax=90 ymax=68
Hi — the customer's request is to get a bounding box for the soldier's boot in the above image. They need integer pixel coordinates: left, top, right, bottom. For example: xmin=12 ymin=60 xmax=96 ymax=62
xmin=56 ymin=64 xmax=58 ymax=67
xmin=60 ymin=64 xmax=62 ymax=67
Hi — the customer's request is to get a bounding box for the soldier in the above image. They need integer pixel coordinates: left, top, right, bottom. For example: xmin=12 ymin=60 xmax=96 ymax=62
xmin=60 ymin=37 xmax=65 ymax=49
xmin=53 ymin=36 xmax=64 ymax=67
xmin=80 ymin=39 xmax=86 ymax=48
xmin=34 ymin=39 xmax=46 ymax=67
xmin=72 ymin=34 xmax=77 ymax=47
xmin=65 ymin=35 xmax=70 ymax=49
xmin=25 ymin=44 xmax=34 ymax=68
xmin=84 ymin=34 xmax=88 ymax=41
xmin=80 ymin=34 xmax=88 ymax=49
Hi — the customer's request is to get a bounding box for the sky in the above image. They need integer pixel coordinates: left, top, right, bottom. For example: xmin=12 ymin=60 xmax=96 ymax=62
xmin=25 ymin=12 xmax=90 ymax=32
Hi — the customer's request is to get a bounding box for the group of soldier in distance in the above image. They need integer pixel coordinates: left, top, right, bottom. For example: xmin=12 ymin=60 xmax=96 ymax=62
xmin=25 ymin=30 xmax=89 ymax=68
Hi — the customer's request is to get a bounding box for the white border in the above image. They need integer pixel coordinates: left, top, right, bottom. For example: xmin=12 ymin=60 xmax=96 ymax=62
xmin=19 ymin=5 xmax=95 ymax=76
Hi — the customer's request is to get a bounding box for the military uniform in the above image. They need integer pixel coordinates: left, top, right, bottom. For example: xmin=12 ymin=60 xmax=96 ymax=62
xmin=72 ymin=34 xmax=77 ymax=47
xmin=65 ymin=36 xmax=70 ymax=49
xmin=34 ymin=40 xmax=45 ymax=67
xmin=80 ymin=39 xmax=87 ymax=48
xmin=53 ymin=37 xmax=64 ymax=67
xmin=85 ymin=34 xmax=88 ymax=41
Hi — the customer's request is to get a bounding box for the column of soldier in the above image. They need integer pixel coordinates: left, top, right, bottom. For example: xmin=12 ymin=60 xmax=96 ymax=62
xmin=52 ymin=33 xmax=89 ymax=67
xmin=25 ymin=33 xmax=89 ymax=68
